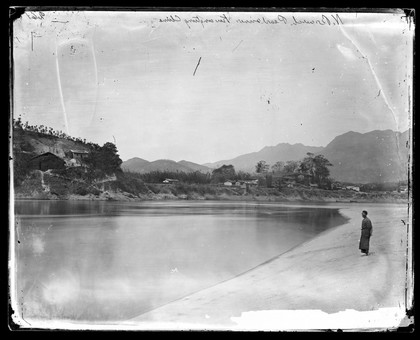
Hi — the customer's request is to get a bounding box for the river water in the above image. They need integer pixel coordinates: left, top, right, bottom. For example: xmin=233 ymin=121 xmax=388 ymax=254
xmin=13 ymin=200 xmax=349 ymax=322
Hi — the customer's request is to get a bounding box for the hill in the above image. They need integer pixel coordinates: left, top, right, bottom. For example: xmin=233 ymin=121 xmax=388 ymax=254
xmin=204 ymin=143 xmax=324 ymax=173
xmin=12 ymin=121 xmax=149 ymax=200
xmin=140 ymin=159 xmax=195 ymax=173
xmin=320 ymin=129 xmax=410 ymax=184
xmin=121 ymin=157 xmax=150 ymax=172
xmin=122 ymin=158 xmax=211 ymax=174
xmin=13 ymin=126 xmax=90 ymax=157
xmin=203 ymin=129 xmax=410 ymax=184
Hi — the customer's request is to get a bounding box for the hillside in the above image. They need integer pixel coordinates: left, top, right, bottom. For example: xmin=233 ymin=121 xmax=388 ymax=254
xmin=202 ymin=129 xmax=410 ymax=184
xmin=12 ymin=122 xmax=150 ymax=200
xmin=121 ymin=157 xmax=150 ymax=172
xmin=320 ymin=130 xmax=410 ymax=184
xmin=141 ymin=159 xmax=194 ymax=173
xmin=204 ymin=143 xmax=324 ymax=173
xmin=13 ymin=127 xmax=90 ymax=157
xmin=122 ymin=158 xmax=211 ymax=174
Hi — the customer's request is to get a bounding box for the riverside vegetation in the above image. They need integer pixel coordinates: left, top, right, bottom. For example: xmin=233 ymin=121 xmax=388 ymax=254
xmin=12 ymin=119 xmax=408 ymax=203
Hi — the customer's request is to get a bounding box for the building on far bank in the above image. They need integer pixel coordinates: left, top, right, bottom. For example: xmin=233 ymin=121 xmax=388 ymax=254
xmin=64 ymin=149 xmax=89 ymax=167
xmin=29 ymin=152 xmax=66 ymax=171
xmin=163 ymin=179 xmax=179 ymax=184
xmin=70 ymin=149 xmax=89 ymax=161
xmin=244 ymin=179 xmax=258 ymax=186
xmin=399 ymin=185 xmax=408 ymax=193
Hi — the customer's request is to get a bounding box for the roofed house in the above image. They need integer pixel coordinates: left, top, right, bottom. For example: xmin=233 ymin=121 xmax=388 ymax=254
xmin=65 ymin=149 xmax=89 ymax=166
xmin=70 ymin=149 xmax=89 ymax=161
xmin=400 ymin=186 xmax=408 ymax=193
xmin=244 ymin=179 xmax=258 ymax=185
xmin=163 ymin=179 xmax=179 ymax=184
xmin=29 ymin=152 xmax=66 ymax=171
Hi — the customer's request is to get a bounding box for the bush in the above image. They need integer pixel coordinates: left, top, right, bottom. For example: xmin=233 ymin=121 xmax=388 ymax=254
xmin=13 ymin=152 xmax=36 ymax=186
xmin=115 ymin=173 xmax=147 ymax=195
xmin=74 ymin=184 xmax=89 ymax=196
xmin=146 ymin=184 xmax=161 ymax=194
xmin=128 ymin=170 xmax=212 ymax=184
xmin=159 ymin=186 xmax=172 ymax=194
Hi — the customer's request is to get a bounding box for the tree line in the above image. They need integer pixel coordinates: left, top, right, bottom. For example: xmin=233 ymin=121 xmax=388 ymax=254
xmin=123 ymin=153 xmax=334 ymax=188
xmin=255 ymin=153 xmax=334 ymax=188
xmin=13 ymin=117 xmax=98 ymax=148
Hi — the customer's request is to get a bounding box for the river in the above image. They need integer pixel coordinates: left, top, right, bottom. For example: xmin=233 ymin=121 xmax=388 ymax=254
xmin=13 ymin=200 xmax=349 ymax=322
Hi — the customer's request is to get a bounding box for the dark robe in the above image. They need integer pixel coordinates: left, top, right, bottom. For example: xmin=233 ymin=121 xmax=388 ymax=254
xmin=359 ymin=217 xmax=373 ymax=252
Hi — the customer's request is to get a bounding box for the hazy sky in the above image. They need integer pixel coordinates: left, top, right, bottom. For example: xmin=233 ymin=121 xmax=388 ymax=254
xmin=13 ymin=10 xmax=413 ymax=164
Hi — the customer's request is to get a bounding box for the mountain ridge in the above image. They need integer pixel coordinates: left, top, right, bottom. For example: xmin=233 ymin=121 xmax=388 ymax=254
xmin=203 ymin=143 xmax=324 ymax=173
xmin=122 ymin=158 xmax=212 ymax=174
xmin=320 ymin=129 xmax=409 ymax=184
xmin=122 ymin=129 xmax=410 ymax=184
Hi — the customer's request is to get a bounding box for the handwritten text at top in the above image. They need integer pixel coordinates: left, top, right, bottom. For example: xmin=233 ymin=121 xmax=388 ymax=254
xmin=158 ymin=13 xmax=344 ymax=28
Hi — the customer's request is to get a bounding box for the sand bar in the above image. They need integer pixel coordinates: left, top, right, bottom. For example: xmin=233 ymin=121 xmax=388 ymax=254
xmin=127 ymin=203 xmax=412 ymax=330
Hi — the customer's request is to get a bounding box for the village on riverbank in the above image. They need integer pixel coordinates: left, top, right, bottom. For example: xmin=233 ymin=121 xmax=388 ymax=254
xmin=12 ymin=119 xmax=409 ymax=204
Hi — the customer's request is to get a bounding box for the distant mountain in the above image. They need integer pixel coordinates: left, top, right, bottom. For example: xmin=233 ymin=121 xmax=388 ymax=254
xmin=203 ymin=129 xmax=410 ymax=184
xmin=121 ymin=157 xmax=150 ymax=172
xmin=122 ymin=158 xmax=211 ymax=174
xmin=123 ymin=129 xmax=410 ymax=183
xmin=320 ymin=129 xmax=410 ymax=184
xmin=204 ymin=143 xmax=324 ymax=173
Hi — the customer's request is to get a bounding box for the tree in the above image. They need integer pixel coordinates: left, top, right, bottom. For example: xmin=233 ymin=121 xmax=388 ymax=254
xmin=271 ymin=161 xmax=284 ymax=174
xmin=313 ymin=154 xmax=333 ymax=185
xmin=299 ymin=153 xmax=333 ymax=185
xmin=283 ymin=160 xmax=300 ymax=174
xmin=300 ymin=152 xmax=316 ymax=182
xmin=256 ymin=160 xmax=274 ymax=187
xmin=236 ymin=171 xmax=252 ymax=181
xmin=271 ymin=161 xmax=284 ymax=173
xmin=255 ymin=160 xmax=269 ymax=174
xmin=85 ymin=142 xmax=123 ymax=176
xmin=211 ymin=164 xmax=236 ymax=183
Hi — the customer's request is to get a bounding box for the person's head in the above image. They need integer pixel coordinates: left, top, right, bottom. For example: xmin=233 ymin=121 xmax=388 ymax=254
xmin=362 ymin=210 xmax=368 ymax=218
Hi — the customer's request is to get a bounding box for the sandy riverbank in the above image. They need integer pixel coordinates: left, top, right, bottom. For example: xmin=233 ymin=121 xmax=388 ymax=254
xmin=125 ymin=203 xmax=412 ymax=331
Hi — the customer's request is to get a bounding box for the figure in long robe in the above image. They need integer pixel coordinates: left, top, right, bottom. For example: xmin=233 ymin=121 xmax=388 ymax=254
xmin=359 ymin=210 xmax=373 ymax=256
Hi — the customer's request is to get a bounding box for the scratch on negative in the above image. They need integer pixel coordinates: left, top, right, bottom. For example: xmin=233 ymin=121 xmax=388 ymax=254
xmin=338 ymin=25 xmax=398 ymax=129
xmin=90 ymin=30 xmax=100 ymax=125
xmin=339 ymin=25 xmax=410 ymax=175
xmin=54 ymin=41 xmax=70 ymax=134
xmin=232 ymin=40 xmax=243 ymax=52
xmin=193 ymin=57 xmax=202 ymax=76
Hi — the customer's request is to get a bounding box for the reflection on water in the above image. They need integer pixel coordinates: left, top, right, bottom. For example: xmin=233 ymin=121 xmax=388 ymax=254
xmin=14 ymin=200 xmax=348 ymax=322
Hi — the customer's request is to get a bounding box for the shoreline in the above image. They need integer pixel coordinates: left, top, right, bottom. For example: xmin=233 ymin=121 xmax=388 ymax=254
xmin=13 ymin=172 xmax=409 ymax=204
xmin=125 ymin=203 xmax=411 ymax=330
xmin=13 ymin=192 xmax=408 ymax=204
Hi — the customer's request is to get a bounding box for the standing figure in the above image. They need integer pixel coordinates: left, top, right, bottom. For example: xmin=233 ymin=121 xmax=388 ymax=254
xmin=359 ymin=210 xmax=373 ymax=256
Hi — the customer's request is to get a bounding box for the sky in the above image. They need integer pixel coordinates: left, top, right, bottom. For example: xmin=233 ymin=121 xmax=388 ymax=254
xmin=12 ymin=10 xmax=414 ymax=164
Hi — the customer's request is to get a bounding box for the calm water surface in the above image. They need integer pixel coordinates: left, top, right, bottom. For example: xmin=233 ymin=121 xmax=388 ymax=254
xmin=14 ymin=200 xmax=349 ymax=322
